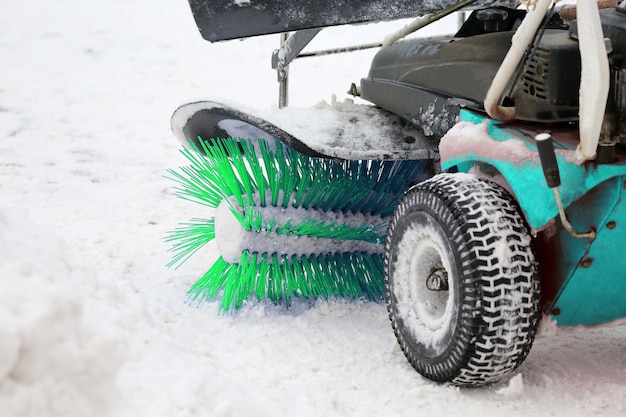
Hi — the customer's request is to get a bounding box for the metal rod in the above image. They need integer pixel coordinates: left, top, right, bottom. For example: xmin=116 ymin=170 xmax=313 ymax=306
xmin=278 ymin=32 xmax=289 ymax=109
xmin=383 ymin=0 xmax=480 ymax=47
xmin=296 ymin=42 xmax=383 ymax=58
xmin=536 ymin=133 xmax=595 ymax=240
xmin=272 ymin=28 xmax=321 ymax=81
xmin=552 ymin=188 xmax=596 ymax=240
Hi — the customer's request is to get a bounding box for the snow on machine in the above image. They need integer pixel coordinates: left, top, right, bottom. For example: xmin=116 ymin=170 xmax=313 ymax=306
xmin=168 ymin=0 xmax=626 ymax=386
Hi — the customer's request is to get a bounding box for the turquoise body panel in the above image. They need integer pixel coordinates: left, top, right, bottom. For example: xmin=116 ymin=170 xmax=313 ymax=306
xmin=441 ymin=109 xmax=626 ymax=327
xmin=550 ymin=177 xmax=626 ymax=326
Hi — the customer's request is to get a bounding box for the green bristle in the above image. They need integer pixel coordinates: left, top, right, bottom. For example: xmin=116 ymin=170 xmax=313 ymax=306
xmin=168 ymin=137 xmax=426 ymax=312
xmin=187 ymin=257 xmax=233 ymax=302
xmin=186 ymin=251 xmax=385 ymax=312
xmin=165 ymin=218 xmax=215 ymax=268
xmin=275 ymin=217 xmax=386 ymax=243
xmin=236 ymin=206 xmax=387 ymax=243
xmin=244 ymin=142 xmax=269 ymax=207
xmin=264 ymin=143 xmax=283 ymax=207
xmin=268 ymin=253 xmax=285 ymax=303
xmin=255 ymin=253 xmax=270 ymax=301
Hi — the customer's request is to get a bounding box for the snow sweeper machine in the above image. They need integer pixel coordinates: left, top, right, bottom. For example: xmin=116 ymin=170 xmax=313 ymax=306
xmin=166 ymin=0 xmax=626 ymax=386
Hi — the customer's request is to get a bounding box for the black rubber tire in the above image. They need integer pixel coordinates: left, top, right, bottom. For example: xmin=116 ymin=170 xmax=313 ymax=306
xmin=384 ymin=173 xmax=540 ymax=386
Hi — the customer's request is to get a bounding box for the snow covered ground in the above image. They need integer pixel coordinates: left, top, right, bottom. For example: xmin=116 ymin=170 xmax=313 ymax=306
xmin=0 ymin=1 xmax=625 ymax=416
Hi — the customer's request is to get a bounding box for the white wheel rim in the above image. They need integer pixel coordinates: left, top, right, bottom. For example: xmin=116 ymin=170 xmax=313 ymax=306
xmin=393 ymin=216 xmax=457 ymax=355
xmin=408 ymin=240 xmax=450 ymax=330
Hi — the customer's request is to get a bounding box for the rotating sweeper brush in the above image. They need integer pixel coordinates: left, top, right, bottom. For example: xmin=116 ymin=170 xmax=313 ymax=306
xmin=169 ymin=0 xmax=626 ymax=387
xmin=166 ymin=137 xmax=427 ymax=311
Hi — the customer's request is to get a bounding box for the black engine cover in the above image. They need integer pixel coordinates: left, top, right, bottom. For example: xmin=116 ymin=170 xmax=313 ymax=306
xmin=361 ymin=25 xmax=584 ymax=129
xmin=513 ymin=31 xmax=581 ymax=122
xmin=360 ymin=31 xmax=515 ymax=137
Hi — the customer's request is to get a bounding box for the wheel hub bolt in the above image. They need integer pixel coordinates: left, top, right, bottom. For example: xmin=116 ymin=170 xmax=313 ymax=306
xmin=426 ymin=267 xmax=449 ymax=291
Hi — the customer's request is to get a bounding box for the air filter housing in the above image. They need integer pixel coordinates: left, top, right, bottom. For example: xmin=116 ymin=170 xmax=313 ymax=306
xmin=513 ymin=31 xmax=581 ymax=123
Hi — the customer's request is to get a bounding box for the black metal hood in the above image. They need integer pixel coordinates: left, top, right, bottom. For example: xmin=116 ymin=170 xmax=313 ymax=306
xmin=188 ymin=0 xmax=520 ymax=42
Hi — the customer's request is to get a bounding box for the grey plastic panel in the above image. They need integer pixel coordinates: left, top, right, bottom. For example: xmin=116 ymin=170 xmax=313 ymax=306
xmin=188 ymin=0 xmax=519 ymax=42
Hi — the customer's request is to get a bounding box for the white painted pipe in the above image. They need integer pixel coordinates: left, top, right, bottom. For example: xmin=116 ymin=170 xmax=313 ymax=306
xmin=484 ymin=0 xmax=552 ymax=120
xmin=575 ymin=0 xmax=610 ymax=161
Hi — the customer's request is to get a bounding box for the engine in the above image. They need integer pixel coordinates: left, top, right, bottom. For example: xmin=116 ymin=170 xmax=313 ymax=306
xmin=513 ymin=5 xmax=626 ymax=146
xmin=361 ymin=4 xmax=626 ymax=148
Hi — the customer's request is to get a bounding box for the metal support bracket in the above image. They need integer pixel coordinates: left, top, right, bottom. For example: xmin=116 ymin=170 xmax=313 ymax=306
xmin=271 ymin=28 xmax=322 ymax=82
xmin=272 ymin=28 xmax=322 ymax=108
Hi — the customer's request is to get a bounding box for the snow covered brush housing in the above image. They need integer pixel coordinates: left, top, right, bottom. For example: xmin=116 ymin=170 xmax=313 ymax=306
xmin=166 ymin=137 xmax=426 ymax=311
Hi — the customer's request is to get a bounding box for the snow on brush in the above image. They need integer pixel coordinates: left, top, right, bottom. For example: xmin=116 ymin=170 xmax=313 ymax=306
xmin=1 ymin=1 xmax=625 ymax=416
xmin=214 ymin=196 xmax=385 ymax=263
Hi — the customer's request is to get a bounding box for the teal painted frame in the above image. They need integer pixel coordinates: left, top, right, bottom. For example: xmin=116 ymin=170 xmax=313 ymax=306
xmin=441 ymin=109 xmax=626 ymax=326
